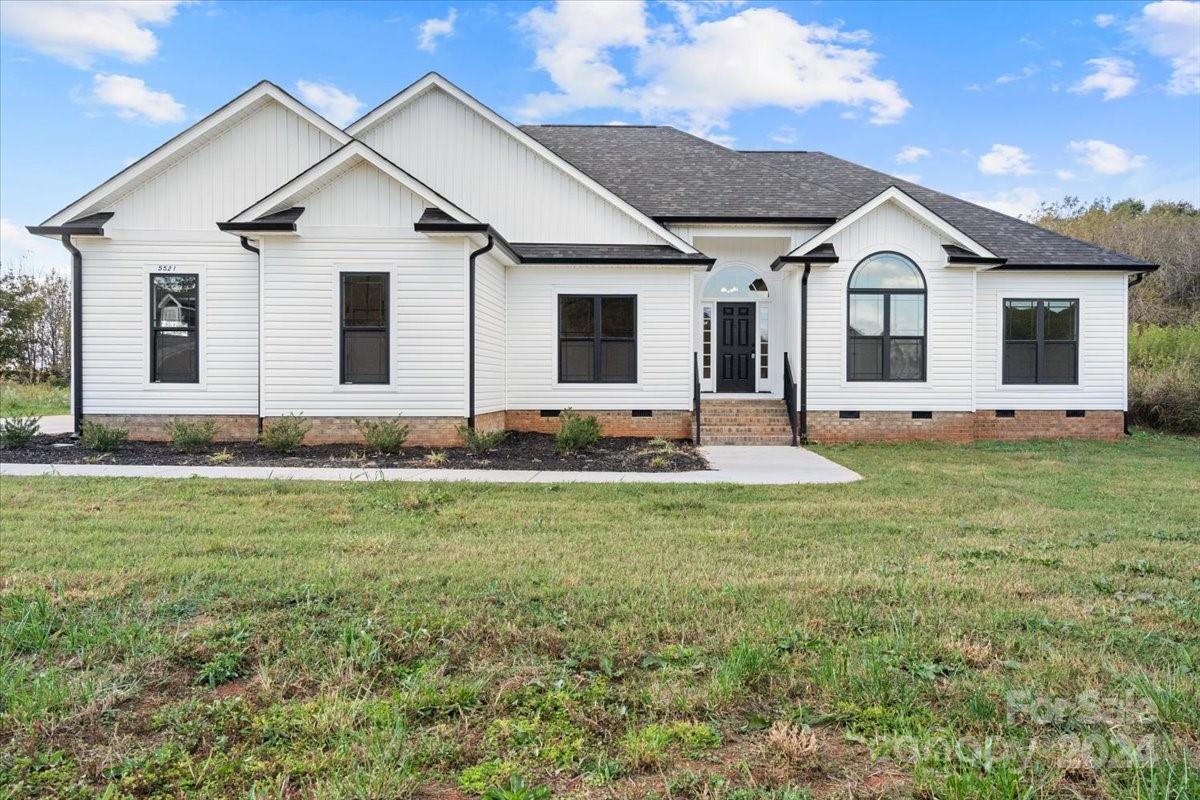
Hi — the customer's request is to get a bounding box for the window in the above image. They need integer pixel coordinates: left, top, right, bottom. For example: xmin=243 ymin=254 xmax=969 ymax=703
xmin=340 ymin=272 xmax=389 ymax=384
xmin=702 ymin=265 xmax=769 ymax=301
xmin=1003 ymin=299 xmax=1078 ymax=384
xmin=558 ymin=295 xmax=636 ymax=383
xmin=847 ymin=252 xmax=926 ymax=381
xmin=150 ymin=273 xmax=199 ymax=383
xmin=701 ymin=305 xmax=712 ymax=380
xmin=758 ymin=305 xmax=769 ymax=380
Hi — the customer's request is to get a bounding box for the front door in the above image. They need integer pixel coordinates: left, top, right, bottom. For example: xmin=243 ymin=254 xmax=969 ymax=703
xmin=717 ymin=302 xmax=756 ymax=392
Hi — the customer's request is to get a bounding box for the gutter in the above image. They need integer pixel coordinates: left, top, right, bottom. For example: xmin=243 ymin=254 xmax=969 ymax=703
xmin=800 ymin=265 xmax=810 ymax=443
xmin=414 ymin=219 xmax=522 ymax=264
xmin=466 ymin=235 xmax=495 ymax=429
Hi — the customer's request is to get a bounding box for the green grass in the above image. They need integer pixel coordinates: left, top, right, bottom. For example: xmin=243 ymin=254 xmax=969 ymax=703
xmin=2 ymin=433 xmax=1198 ymax=798
xmin=0 ymin=381 xmax=69 ymax=417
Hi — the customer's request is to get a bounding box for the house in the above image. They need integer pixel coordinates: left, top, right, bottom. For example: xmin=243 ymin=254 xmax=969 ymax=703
xmin=28 ymin=73 xmax=1156 ymax=447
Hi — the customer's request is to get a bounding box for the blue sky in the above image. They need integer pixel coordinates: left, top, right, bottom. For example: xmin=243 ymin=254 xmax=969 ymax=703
xmin=2 ymin=0 xmax=1198 ymax=272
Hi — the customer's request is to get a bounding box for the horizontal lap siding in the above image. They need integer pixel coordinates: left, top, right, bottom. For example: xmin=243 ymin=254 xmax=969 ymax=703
xmin=506 ymin=266 xmax=693 ymax=410
xmin=808 ymin=201 xmax=974 ymax=410
xmin=975 ymin=271 xmax=1127 ymax=409
xmin=475 ymin=252 xmax=506 ymax=414
xmin=261 ymin=236 xmax=466 ymax=418
xmin=360 ymin=87 xmax=662 ymax=244
xmin=79 ymin=236 xmax=258 ymax=414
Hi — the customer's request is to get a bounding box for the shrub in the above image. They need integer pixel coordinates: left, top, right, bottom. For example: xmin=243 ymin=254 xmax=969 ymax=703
xmin=555 ymin=409 xmax=602 ymax=454
xmin=260 ymin=414 xmax=310 ymax=453
xmin=425 ymin=450 xmax=448 ymax=466
xmin=1128 ymin=323 xmax=1200 ymax=433
xmin=81 ymin=421 xmax=128 ymax=452
xmin=355 ymin=417 xmax=410 ymax=454
xmin=0 ymin=416 xmax=40 ymax=448
xmin=458 ymin=425 xmax=507 ymax=455
xmin=165 ymin=418 xmax=217 ymax=452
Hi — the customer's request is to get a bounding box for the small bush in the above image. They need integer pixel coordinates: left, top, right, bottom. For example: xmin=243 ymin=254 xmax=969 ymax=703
xmin=208 ymin=449 xmax=233 ymax=464
xmin=483 ymin=776 xmax=551 ymax=800
xmin=356 ymin=417 xmax=410 ymax=454
xmin=458 ymin=425 xmax=507 ymax=455
xmin=165 ymin=418 xmax=217 ymax=452
xmin=425 ymin=450 xmax=448 ymax=466
xmin=1128 ymin=323 xmax=1200 ymax=433
xmin=81 ymin=421 xmax=128 ymax=452
xmin=0 ymin=416 xmax=40 ymax=448
xmin=260 ymin=414 xmax=310 ymax=453
xmin=555 ymin=409 xmax=602 ymax=454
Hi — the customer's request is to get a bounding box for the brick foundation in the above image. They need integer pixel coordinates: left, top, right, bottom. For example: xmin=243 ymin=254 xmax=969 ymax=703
xmin=805 ymin=409 xmax=1123 ymax=444
xmin=506 ymin=409 xmax=693 ymax=439
xmin=263 ymin=416 xmax=467 ymax=447
xmin=474 ymin=410 xmax=506 ymax=434
xmin=83 ymin=414 xmax=258 ymax=442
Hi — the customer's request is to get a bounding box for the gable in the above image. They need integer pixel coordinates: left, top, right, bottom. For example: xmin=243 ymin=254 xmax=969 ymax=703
xmin=352 ymin=80 xmax=682 ymax=247
xmin=291 ymin=159 xmax=433 ymax=229
xmin=827 ymin=198 xmax=955 ymax=264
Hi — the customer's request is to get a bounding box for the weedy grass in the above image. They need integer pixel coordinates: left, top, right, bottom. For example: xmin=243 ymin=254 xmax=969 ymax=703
xmin=1 ymin=432 xmax=1197 ymax=798
xmin=0 ymin=380 xmax=68 ymax=417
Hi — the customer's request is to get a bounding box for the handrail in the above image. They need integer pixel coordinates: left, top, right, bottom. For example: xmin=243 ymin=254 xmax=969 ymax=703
xmin=783 ymin=351 xmax=798 ymax=446
xmin=693 ymin=351 xmax=701 ymax=445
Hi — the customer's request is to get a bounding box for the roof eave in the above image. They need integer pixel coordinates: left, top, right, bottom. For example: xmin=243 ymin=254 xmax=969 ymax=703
xmin=769 ymin=255 xmax=839 ymax=272
xmin=26 ymin=212 xmax=114 ymax=238
xmin=519 ymin=256 xmax=715 ymax=266
xmin=994 ymin=263 xmax=1159 ymax=272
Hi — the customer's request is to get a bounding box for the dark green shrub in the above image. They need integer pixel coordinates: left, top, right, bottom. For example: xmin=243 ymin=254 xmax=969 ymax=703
xmin=458 ymin=425 xmax=507 ymax=455
xmin=555 ymin=409 xmax=602 ymax=454
xmin=1128 ymin=324 xmax=1200 ymax=433
xmin=0 ymin=416 xmax=40 ymax=448
xmin=81 ymin=421 xmax=128 ymax=451
xmin=165 ymin=418 xmax=218 ymax=452
xmin=356 ymin=417 xmax=410 ymax=454
xmin=259 ymin=414 xmax=310 ymax=453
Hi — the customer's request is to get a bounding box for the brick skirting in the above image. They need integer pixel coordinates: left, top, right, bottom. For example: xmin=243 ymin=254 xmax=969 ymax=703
xmin=83 ymin=414 xmax=258 ymax=442
xmin=506 ymin=409 xmax=693 ymax=439
xmin=263 ymin=416 xmax=466 ymax=447
xmin=806 ymin=409 xmax=1124 ymax=444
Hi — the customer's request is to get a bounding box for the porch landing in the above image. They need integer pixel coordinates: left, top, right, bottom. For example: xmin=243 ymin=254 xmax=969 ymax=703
xmin=700 ymin=397 xmax=794 ymax=445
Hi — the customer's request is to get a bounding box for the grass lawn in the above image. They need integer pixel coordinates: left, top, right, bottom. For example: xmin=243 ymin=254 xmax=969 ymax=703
xmin=2 ymin=434 xmax=1197 ymax=799
xmin=0 ymin=381 xmax=69 ymax=417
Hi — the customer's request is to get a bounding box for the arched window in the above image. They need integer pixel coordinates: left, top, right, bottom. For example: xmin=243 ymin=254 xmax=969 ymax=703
xmin=702 ymin=265 xmax=769 ymax=300
xmin=847 ymin=252 xmax=926 ymax=381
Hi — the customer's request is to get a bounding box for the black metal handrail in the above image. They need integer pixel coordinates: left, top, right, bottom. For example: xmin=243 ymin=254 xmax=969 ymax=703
xmin=693 ymin=351 xmax=701 ymax=445
xmin=783 ymin=351 xmax=798 ymax=447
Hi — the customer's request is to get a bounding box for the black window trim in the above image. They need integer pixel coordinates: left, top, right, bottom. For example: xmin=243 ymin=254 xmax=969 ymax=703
xmin=149 ymin=272 xmax=200 ymax=384
xmin=557 ymin=294 xmax=638 ymax=384
xmin=846 ymin=251 xmax=928 ymax=383
xmin=339 ymin=271 xmax=391 ymax=386
xmin=1002 ymin=297 xmax=1079 ymax=386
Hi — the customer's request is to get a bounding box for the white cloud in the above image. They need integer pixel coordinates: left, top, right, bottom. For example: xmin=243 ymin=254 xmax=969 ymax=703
xmin=770 ymin=126 xmax=799 ymax=145
xmin=1056 ymin=169 xmax=1077 ymax=180
xmin=90 ymin=73 xmax=184 ymax=123
xmin=995 ymin=65 xmax=1038 ymax=84
xmin=978 ymin=144 xmax=1034 ymax=176
xmin=0 ymin=0 xmax=183 ymax=68
xmin=1069 ymin=139 xmax=1148 ymax=173
xmin=518 ymin=1 xmax=909 ymax=138
xmin=959 ymin=188 xmax=1042 ymax=219
xmin=295 ymin=80 xmax=362 ymax=127
xmin=0 ymin=218 xmax=67 ymax=273
xmin=417 ymin=8 xmax=458 ymax=52
xmin=1129 ymin=0 xmax=1200 ymax=94
xmin=1071 ymin=57 xmax=1138 ymax=99
xmin=895 ymin=145 xmax=930 ymax=164
xmin=1094 ymin=13 xmax=1118 ymax=28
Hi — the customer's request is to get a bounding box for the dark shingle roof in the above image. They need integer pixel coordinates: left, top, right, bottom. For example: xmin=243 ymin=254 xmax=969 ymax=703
xmin=521 ymin=125 xmax=1151 ymax=269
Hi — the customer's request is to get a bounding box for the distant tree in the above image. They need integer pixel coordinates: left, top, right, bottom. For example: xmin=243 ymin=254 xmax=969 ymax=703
xmin=0 ymin=264 xmax=71 ymax=382
xmin=1032 ymin=197 xmax=1200 ymax=325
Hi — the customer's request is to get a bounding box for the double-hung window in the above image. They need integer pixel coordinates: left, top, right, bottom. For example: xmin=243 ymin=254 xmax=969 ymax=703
xmin=558 ymin=295 xmax=637 ymax=383
xmin=1003 ymin=299 xmax=1078 ymax=384
xmin=150 ymin=273 xmax=199 ymax=383
xmin=847 ymin=252 xmax=926 ymax=381
xmin=340 ymin=272 xmax=389 ymax=384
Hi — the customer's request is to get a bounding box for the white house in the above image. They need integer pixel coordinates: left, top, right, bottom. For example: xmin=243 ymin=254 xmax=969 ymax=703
xmin=29 ymin=74 xmax=1156 ymax=446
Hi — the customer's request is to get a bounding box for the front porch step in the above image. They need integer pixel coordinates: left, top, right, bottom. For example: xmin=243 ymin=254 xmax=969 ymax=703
xmin=699 ymin=398 xmax=795 ymax=445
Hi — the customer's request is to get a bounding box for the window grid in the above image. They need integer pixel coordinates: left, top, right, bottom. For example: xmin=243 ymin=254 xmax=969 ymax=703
xmin=758 ymin=306 xmax=769 ymax=380
xmin=846 ymin=252 xmax=926 ymax=382
xmin=558 ymin=295 xmax=637 ymax=384
xmin=1002 ymin=299 xmax=1079 ymax=385
xmin=340 ymin=272 xmax=390 ymax=385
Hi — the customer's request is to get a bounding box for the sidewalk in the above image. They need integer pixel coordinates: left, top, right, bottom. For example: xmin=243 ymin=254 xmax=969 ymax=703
xmin=1 ymin=446 xmax=861 ymax=485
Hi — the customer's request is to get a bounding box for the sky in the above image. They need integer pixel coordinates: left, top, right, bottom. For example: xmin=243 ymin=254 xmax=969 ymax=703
xmin=2 ymin=0 xmax=1199 ymax=273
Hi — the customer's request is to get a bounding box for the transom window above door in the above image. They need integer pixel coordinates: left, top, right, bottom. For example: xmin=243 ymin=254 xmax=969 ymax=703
xmin=847 ymin=252 xmax=926 ymax=382
xmin=703 ymin=266 xmax=769 ymax=300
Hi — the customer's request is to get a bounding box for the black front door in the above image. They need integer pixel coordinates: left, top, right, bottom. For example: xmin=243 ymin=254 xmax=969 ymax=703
xmin=717 ymin=302 xmax=756 ymax=392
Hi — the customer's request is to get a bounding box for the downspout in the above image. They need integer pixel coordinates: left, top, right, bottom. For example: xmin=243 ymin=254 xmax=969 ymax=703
xmin=239 ymin=236 xmax=263 ymax=434
xmin=466 ymin=235 xmax=495 ymax=429
xmin=1124 ymin=271 xmax=1145 ymax=436
xmin=799 ymin=265 xmax=810 ymax=443
xmin=61 ymin=234 xmax=83 ymax=436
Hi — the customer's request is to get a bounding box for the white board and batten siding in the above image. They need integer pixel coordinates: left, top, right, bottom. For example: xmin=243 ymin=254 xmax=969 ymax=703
xmin=358 ymin=86 xmax=664 ymax=245
xmin=506 ymin=266 xmax=694 ymax=411
xmin=806 ymin=199 xmax=976 ymax=411
xmin=975 ymin=271 xmax=1128 ymax=410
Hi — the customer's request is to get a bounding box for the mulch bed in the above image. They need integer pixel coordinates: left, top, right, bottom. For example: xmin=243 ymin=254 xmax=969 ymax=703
xmin=2 ymin=432 xmax=709 ymax=472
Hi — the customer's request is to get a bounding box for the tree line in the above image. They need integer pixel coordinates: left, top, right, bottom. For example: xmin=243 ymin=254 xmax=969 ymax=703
xmin=0 ymin=266 xmax=70 ymax=383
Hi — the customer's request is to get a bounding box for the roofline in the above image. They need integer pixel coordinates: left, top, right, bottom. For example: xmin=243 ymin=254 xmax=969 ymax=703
xmin=515 ymin=254 xmax=715 ymax=266
xmin=40 ymin=81 xmax=352 ymax=227
xmin=413 ymin=219 xmax=522 ymax=263
xmin=656 ymin=215 xmax=837 ymax=225
xmin=770 ymin=253 xmax=839 ymax=271
xmin=993 ymin=263 xmax=1159 ymax=272
xmin=345 ymin=72 xmax=698 ymax=254
xmin=27 ymin=212 xmax=114 ymax=237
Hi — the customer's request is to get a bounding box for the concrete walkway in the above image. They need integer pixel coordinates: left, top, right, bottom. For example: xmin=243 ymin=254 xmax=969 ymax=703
xmin=1 ymin=445 xmax=860 ymax=485
xmin=36 ymin=415 xmax=73 ymax=435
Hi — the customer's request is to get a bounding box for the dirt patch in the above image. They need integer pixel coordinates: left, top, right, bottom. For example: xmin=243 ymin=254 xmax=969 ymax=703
xmin=2 ymin=432 xmax=708 ymax=472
